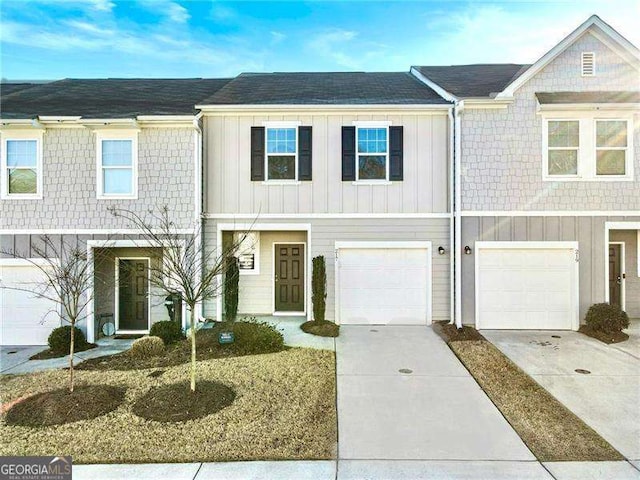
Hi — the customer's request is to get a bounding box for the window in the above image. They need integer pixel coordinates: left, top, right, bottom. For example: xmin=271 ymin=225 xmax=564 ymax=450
xmin=582 ymin=52 xmax=595 ymax=76
xmin=233 ymin=232 xmax=260 ymax=274
xmin=266 ymin=127 xmax=297 ymax=181
xmin=97 ymin=133 xmax=137 ymax=198
xmin=356 ymin=126 xmax=389 ymax=181
xmin=543 ymin=116 xmax=633 ymax=181
xmin=1 ymin=135 xmax=43 ymax=199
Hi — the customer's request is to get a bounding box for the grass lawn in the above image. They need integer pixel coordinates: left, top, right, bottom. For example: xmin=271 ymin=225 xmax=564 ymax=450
xmin=0 ymin=348 xmax=337 ymax=463
xmin=436 ymin=323 xmax=623 ymax=462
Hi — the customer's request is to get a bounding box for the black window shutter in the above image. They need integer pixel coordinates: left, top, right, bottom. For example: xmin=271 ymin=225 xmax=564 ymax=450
xmin=342 ymin=126 xmax=356 ymax=181
xmin=298 ymin=126 xmax=312 ymax=181
xmin=389 ymin=126 xmax=403 ymax=181
xmin=250 ymin=127 xmax=265 ymax=181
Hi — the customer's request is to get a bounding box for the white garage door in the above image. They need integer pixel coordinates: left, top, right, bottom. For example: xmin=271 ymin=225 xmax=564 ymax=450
xmin=0 ymin=261 xmax=59 ymax=345
xmin=336 ymin=242 xmax=431 ymax=325
xmin=476 ymin=242 xmax=578 ymax=330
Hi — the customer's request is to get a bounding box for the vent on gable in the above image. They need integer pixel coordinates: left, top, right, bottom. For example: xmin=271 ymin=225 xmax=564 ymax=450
xmin=582 ymin=52 xmax=595 ymax=76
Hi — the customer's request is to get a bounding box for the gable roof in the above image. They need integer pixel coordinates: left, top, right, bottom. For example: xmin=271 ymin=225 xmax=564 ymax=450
xmin=1 ymin=82 xmax=43 ymax=97
xmin=410 ymin=64 xmax=530 ymax=99
xmin=0 ymin=78 xmax=232 ymax=119
xmin=198 ymin=72 xmax=450 ymax=105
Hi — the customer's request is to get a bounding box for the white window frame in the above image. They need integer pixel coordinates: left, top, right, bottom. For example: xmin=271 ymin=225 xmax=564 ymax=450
xmin=0 ymin=131 xmax=44 ymax=200
xmin=353 ymin=121 xmax=391 ymax=184
xmin=542 ymin=112 xmax=634 ymax=182
xmin=263 ymin=121 xmax=300 ymax=184
xmin=96 ymin=130 xmax=139 ymax=199
xmin=234 ymin=231 xmax=260 ymax=275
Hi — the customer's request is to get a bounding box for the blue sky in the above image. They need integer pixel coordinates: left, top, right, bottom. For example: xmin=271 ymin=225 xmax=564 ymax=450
xmin=1 ymin=0 xmax=638 ymax=80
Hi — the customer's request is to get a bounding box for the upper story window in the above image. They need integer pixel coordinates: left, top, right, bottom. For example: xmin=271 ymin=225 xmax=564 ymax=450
xmin=1 ymin=133 xmax=43 ymax=200
xmin=357 ymin=127 xmax=389 ymax=181
xmin=581 ymin=52 xmax=595 ymax=76
xmin=96 ymin=132 xmax=138 ymax=199
xmin=543 ymin=114 xmax=633 ymax=181
xmin=266 ymin=126 xmax=297 ymax=181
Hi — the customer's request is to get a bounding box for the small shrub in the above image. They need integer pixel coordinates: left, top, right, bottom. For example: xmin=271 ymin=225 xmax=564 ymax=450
xmin=585 ymin=303 xmax=629 ymax=334
xmin=129 ymin=336 xmax=165 ymax=359
xmin=224 ymin=256 xmax=239 ymax=322
xmin=230 ymin=318 xmax=284 ymax=353
xmin=150 ymin=320 xmax=184 ymax=345
xmin=312 ymin=255 xmax=327 ymax=323
xmin=48 ymin=325 xmax=88 ymax=354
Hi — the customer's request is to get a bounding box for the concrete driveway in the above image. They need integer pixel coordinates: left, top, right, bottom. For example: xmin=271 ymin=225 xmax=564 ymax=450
xmin=336 ymin=325 xmax=535 ymax=462
xmin=483 ymin=327 xmax=640 ymax=461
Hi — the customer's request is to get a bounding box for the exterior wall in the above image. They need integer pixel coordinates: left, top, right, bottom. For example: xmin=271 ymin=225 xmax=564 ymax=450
xmin=609 ymin=229 xmax=640 ymax=318
xmin=460 ymin=215 xmax=640 ymax=325
xmin=0 ymin=126 xmax=196 ymax=230
xmin=203 ymin=112 xmax=450 ymax=214
xmin=461 ymin=30 xmax=640 ymax=211
xmin=204 ymin=217 xmax=451 ymax=322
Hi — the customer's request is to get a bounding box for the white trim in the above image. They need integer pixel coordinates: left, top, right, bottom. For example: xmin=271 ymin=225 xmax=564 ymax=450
xmin=0 ymin=228 xmax=194 ymax=235
xmin=496 ymin=15 xmax=640 ymax=98
xmin=409 ymin=67 xmax=458 ymax=102
xmin=215 ymin=222 xmax=312 ymax=323
xmin=204 ymin=213 xmax=452 ymax=219
xmin=114 ymin=256 xmax=151 ymax=334
xmin=261 ymin=120 xmax=302 ymax=128
xmin=454 ymin=102 xmax=463 ymax=328
xmin=474 ymin=241 xmax=580 ymax=331
xmin=608 ymin=241 xmax=626 ymax=310
xmin=0 ymin=131 xmax=44 ymax=200
xmin=353 ymin=123 xmax=390 ymax=183
xmin=334 ymin=241 xmax=433 ymax=325
xmin=272 ymin=241 xmax=307 ymax=315
xmin=197 ymin=104 xmax=452 ymax=113
xmin=538 ymin=103 xmax=640 ymax=112
xmin=460 ymin=211 xmax=640 ymax=217
xmin=0 ymin=258 xmax=57 ymax=267
xmin=581 ymin=51 xmax=596 ymax=76
xmin=604 ymin=222 xmax=640 ymax=304
xmin=638 ymin=230 xmax=640 ymax=278
xmin=95 ymin=130 xmax=139 ymax=199
xmin=263 ymin=123 xmax=299 ymax=183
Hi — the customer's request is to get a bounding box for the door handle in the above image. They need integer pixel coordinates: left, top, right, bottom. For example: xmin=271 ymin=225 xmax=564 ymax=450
xmin=616 ymin=275 xmax=622 ymax=285
xmin=275 ymin=274 xmax=279 ymax=282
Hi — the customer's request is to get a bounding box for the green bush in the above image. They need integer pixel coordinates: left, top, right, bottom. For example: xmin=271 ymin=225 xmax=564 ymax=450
xmin=312 ymin=256 xmax=327 ymax=323
xmin=585 ymin=303 xmax=629 ymax=334
xmin=48 ymin=325 xmax=88 ymax=354
xmin=150 ymin=320 xmax=185 ymax=345
xmin=224 ymin=256 xmax=239 ymax=322
xmin=129 ymin=336 xmax=165 ymax=359
xmin=231 ymin=319 xmax=284 ymax=353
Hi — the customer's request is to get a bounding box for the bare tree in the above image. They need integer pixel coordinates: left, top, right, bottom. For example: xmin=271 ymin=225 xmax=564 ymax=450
xmin=108 ymin=206 xmax=245 ymax=392
xmin=0 ymin=235 xmax=105 ymax=392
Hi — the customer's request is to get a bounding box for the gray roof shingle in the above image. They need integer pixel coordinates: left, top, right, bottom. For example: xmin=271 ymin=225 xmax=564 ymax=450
xmin=198 ymin=72 xmax=450 ymax=105
xmin=536 ymin=91 xmax=640 ymax=104
xmin=413 ymin=64 xmax=530 ymax=98
xmin=1 ymin=78 xmax=232 ymax=119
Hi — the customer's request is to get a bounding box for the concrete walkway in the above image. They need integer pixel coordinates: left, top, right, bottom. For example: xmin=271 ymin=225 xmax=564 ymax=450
xmin=483 ymin=328 xmax=640 ymax=461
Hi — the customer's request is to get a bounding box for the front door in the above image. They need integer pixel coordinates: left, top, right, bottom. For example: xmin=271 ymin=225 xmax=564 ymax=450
xmin=608 ymin=244 xmax=622 ymax=308
xmin=118 ymin=258 xmax=149 ymax=331
xmin=274 ymin=244 xmax=305 ymax=312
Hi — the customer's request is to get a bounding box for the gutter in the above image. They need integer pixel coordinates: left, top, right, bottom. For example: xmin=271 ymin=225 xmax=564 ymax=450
xmin=193 ymin=112 xmax=204 ymax=322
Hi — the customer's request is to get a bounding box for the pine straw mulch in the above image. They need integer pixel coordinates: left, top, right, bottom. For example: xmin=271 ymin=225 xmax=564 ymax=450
xmin=0 ymin=348 xmax=337 ymax=464
xmin=301 ymin=321 xmax=340 ymax=338
xmin=30 ymin=343 xmax=97 ymax=360
xmin=578 ymin=325 xmax=629 ymax=344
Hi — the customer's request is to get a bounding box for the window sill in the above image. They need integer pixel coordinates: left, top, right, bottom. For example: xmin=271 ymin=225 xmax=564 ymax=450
xmin=543 ymin=176 xmax=634 ymax=182
xmin=97 ymin=194 xmax=139 ymax=200
xmin=351 ymin=181 xmax=393 ymax=186
xmin=239 ymin=269 xmax=260 ymax=276
xmin=261 ymin=181 xmax=301 ymax=186
xmin=1 ymin=194 xmax=43 ymax=200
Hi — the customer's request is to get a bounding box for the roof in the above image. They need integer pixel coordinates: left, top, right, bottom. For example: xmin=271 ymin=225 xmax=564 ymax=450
xmin=198 ymin=72 xmax=450 ymax=105
xmin=1 ymin=83 xmax=43 ymax=97
xmin=536 ymin=91 xmax=640 ymax=104
xmin=412 ymin=64 xmax=530 ymax=98
xmin=0 ymin=78 xmax=232 ymax=119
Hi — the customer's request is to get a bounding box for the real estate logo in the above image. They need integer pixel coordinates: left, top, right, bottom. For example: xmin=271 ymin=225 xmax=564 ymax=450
xmin=0 ymin=456 xmax=71 ymax=480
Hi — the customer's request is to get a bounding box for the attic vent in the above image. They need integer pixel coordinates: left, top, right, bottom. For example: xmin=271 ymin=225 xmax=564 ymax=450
xmin=582 ymin=52 xmax=595 ymax=76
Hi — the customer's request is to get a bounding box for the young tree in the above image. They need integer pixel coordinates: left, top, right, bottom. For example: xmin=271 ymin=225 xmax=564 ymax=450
xmin=1 ymin=235 xmax=101 ymax=392
xmin=108 ymin=206 xmax=244 ymax=392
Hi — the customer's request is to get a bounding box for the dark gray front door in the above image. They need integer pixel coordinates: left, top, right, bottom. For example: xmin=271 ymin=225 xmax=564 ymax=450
xmin=608 ymin=244 xmax=622 ymax=308
xmin=118 ymin=259 xmax=149 ymax=330
xmin=275 ymin=244 xmax=304 ymax=312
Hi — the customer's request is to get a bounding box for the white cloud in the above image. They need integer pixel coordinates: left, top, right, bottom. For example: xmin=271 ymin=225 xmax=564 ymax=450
xmin=166 ymin=2 xmax=190 ymax=24
xmin=308 ymin=29 xmax=360 ymax=68
xmin=88 ymin=0 xmax=115 ymax=12
xmin=270 ymin=31 xmax=286 ymax=44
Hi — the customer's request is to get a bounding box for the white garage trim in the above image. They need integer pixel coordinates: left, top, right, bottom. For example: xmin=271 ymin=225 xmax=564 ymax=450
xmin=475 ymin=241 xmax=580 ymax=331
xmin=334 ymin=241 xmax=433 ymax=325
xmin=604 ymin=222 xmax=640 ymax=304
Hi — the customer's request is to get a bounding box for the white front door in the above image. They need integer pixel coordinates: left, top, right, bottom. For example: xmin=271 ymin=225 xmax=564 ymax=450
xmin=476 ymin=242 xmax=579 ymax=330
xmin=0 ymin=261 xmax=60 ymax=345
xmin=336 ymin=243 xmax=431 ymax=325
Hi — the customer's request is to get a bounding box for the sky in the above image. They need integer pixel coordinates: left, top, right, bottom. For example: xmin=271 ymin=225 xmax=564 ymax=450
xmin=1 ymin=0 xmax=639 ymax=81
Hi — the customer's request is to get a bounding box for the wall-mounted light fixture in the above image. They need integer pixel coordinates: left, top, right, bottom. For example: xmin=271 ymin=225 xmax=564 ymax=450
xmin=464 ymin=246 xmax=472 ymax=255
xmin=438 ymin=246 xmax=446 ymax=255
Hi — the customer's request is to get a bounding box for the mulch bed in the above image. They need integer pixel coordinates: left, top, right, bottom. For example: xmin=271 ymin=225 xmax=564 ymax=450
xmin=30 ymin=343 xmax=97 ymax=360
xmin=579 ymin=325 xmax=629 ymax=344
xmin=132 ymin=380 xmax=236 ymax=423
xmin=432 ymin=320 xmax=485 ymax=342
xmin=5 ymin=385 xmax=125 ymax=427
xmin=301 ymin=321 xmax=340 ymax=338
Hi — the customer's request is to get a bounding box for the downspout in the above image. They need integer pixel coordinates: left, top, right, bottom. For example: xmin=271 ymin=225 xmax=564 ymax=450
xmin=448 ymin=107 xmax=455 ymax=325
xmin=193 ymin=112 xmax=204 ymax=322
xmin=453 ymin=100 xmax=464 ymax=328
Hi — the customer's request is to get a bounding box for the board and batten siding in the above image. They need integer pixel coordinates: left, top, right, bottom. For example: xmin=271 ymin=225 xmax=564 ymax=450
xmin=461 ymin=31 xmax=640 ymax=212
xmin=204 ymin=217 xmax=451 ymax=322
xmin=461 ymin=215 xmax=640 ymax=325
xmin=203 ymin=112 xmax=450 ymax=214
